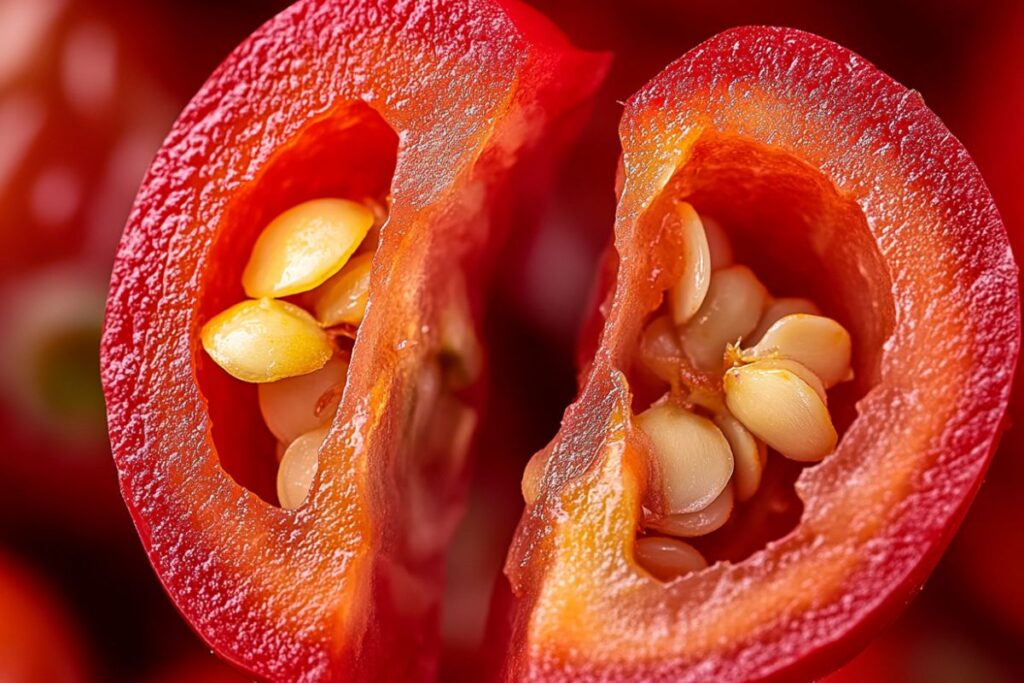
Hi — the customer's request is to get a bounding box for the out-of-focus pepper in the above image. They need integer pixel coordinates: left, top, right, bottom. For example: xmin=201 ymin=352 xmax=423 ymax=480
xmin=502 ymin=27 xmax=1018 ymax=681
xmin=0 ymin=553 xmax=92 ymax=683
xmin=101 ymin=0 xmax=606 ymax=680
xmin=945 ymin=1 xmax=1024 ymax=642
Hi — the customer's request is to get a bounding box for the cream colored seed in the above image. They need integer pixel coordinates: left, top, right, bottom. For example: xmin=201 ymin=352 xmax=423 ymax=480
xmin=634 ymin=536 xmax=708 ymax=581
xmin=638 ymin=315 xmax=683 ymax=385
xmin=522 ymin=448 xmax=551 ymax=506
xmin=200 ymin=298 xmax=332 ymax=383
xmin=682 ymin=265 xmax=768 ymax=372
xmin=313 ymin=253 xmax=374 ymax=328
xmin=648 ymin=484 xmax=734 ymax=538
xmin=742 ymin=358 xmax=828 ymax=404
xmin=668 ymin=202 xmax=711 ymax=326
xmin=702 ymin=215 xmax=733 ymax=270
xmin=748 ymin=297 xmax=821 ymax=345
xmin=744 ymin=314 xmax=852 ymax=388
xmin=715 ymin=412 xmax=766 ymax=502
xmin=724 ymin=360 xmax=837 ymax=462
xmin=242 ymin=198 xmax=374 ymax=298
xmin=276 ymin=426 xmax=328 ymax=509
xmin=258 ymin=354 xmax=348 ymax=444
xmin=636 ymin=403 xmax=734 ymax=514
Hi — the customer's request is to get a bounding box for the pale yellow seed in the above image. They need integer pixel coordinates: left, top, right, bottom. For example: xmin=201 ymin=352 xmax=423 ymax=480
xmin=521 ymin=448 xmax=551 ymax=506
xmin=668 ymin=202 xmax=711 ymax=326
xmin=724 ymin=360 xmax=837 ymax=462
xmin=242 ymin=198 xmax=374 ymax=298
xmin=748 ymin=297 xmax=821 ymax=345
xmin=200 ymin=298 xmax=332 ymax=383
xmin=638 ymin=314 xmax=683 ymax=385
xmin=276 ymin=426 xmax=329 ymax=509
xmin=648 ymin=484 xmax=734 ymax=538
xmin=715 ymin=412 xmax=767 ymax=502
xmin=742 ymin=357 xmax=828 ymax=404
xmin=702 ymin=215 xmax=734 ymax=270
xmin=634 ymin=536 xmax=708 ymax=581
xmin=636 ymin=403 xmax=734 ymax=514
xmin=744 ymin=314 xmax=852 ymax=388
xmin=258 ymin=354 xmax=348 ymax=444
xmin=681 ymin=265 xmax=768 ymax=372
xmin=313 ymin=253 xmax=374 ymax=328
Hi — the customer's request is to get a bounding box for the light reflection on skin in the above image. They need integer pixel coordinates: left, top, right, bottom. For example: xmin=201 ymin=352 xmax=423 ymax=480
xmin=61 ymin=21 xmax=117 ymax=114
xmin=0 ymin=93 xmax=45 ymax=197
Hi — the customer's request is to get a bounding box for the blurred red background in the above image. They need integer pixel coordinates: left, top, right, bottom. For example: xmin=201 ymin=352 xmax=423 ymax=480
xmin=0 ymin=0 xmax=1020 ymax=680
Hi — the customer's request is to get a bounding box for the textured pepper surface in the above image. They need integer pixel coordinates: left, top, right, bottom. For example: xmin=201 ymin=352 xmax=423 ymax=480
xmin=501 ymin=26 xmax=1020 ymax=682
xmin=100 ymin=1 xmax=606 ymax=680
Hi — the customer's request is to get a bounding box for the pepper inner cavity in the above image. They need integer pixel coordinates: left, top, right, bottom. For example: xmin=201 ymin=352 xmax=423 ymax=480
xmin=197 ymin=196 xmax=385 ymax=508
xmin=630 ymin=201 xmax=853 ymax=580
xmin=518 ymin=200 xmax=852 ymax=581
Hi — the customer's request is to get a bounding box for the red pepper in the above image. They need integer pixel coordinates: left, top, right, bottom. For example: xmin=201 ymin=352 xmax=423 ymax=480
xmin=0 ymin=553 xmax=93 ymax=683
xmin=501 ymin=26 xmax=1019 ymax=681
xmin=101 ymin=0 xmax=605 ymax=680
xmin=943 ymin=5 xmax=1024 ymax=641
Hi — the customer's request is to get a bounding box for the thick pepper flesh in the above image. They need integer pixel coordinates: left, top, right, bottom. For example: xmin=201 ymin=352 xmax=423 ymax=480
xmin=100 ymin=0 xmax=606 ymax=680
xmin=501 ymin=26 xmax=1019 ymax=682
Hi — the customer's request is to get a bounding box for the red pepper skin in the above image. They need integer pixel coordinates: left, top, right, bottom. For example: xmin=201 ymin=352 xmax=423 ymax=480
xmin=0 ymin=554 xmax=93 ymax=683
xmin=501 ymin=27 xmax=1019 ymax=682
xmin=100 ymin=1 xmax=606 ymax=680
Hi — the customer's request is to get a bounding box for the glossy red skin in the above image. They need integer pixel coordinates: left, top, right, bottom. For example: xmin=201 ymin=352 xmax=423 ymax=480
xmin=501 ymin=27 xmax=1019 ymax=682
xmin=0 ymin=554 xmax=93 ymax=683
xmin=101 ymin=0 xmax=605 ymax=680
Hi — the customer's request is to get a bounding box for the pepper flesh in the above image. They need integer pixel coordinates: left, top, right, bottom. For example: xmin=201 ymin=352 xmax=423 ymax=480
xmin=100 ymin=1 xmax=606 ymax=680
xmin=501 ymin=27 xmax=1019 ymax=682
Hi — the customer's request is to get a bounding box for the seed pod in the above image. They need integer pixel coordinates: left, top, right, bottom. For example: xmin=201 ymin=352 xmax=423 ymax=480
xmin=647 ymin=484 xmax=734 ymax=537
xmin=634 ymin=536 xmax=708 ymax=581
xmin=638 ymin=315 xmax=683 ymax=385
xmin=715 ymin=413 xmax=767 ymax=501
xmin=521 ymin=448 xmax=551 ymax=506
xmin=724 ymin=360 xmax=837 ymax=462
xmin=200 ymin=298 xmax=333 ymax=383
xmin=667 ymin=202 xmax=711 ymax=326
xmin=242 ymin=198 xmax=374 ymax=298
xmin=313 ymin=253 xmax=374 ymax=328
xmin=681 ymin=265 xmax=768 ymax=373
xmin=748 ymin=297 xmax=822 ymax=344
xmin=258 ymin=354 xmax=348 ymax=444
xmin=701 ymin=215 xmax=733 ymax=270
xmin=636 ymin=403 xmax=734 ymax=514
xmin=745 ymin=314 xmax=852 ymax=388
xmin=276 ymin=426 xmax=329 ymax=510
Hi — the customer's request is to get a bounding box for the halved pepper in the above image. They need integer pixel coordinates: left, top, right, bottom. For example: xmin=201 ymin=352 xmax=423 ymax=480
xmin=502 ymin=26 xmax=1019 ymax=681
xmin=100 ymin=0 xmax=605 ymax=680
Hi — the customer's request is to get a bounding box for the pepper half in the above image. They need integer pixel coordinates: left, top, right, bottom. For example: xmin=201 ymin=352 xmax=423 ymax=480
xmin=100 ymin=0 xmax=606 ymax=680
xmin=502 ymin=27 xmax=1019 ymax=681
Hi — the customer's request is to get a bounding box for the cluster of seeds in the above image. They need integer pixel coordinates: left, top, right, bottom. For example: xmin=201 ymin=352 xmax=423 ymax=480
xmin=632 ymin=202 xmax=853 ymax=581
xmin=200 ymin=197 xmax=386 ymax=509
